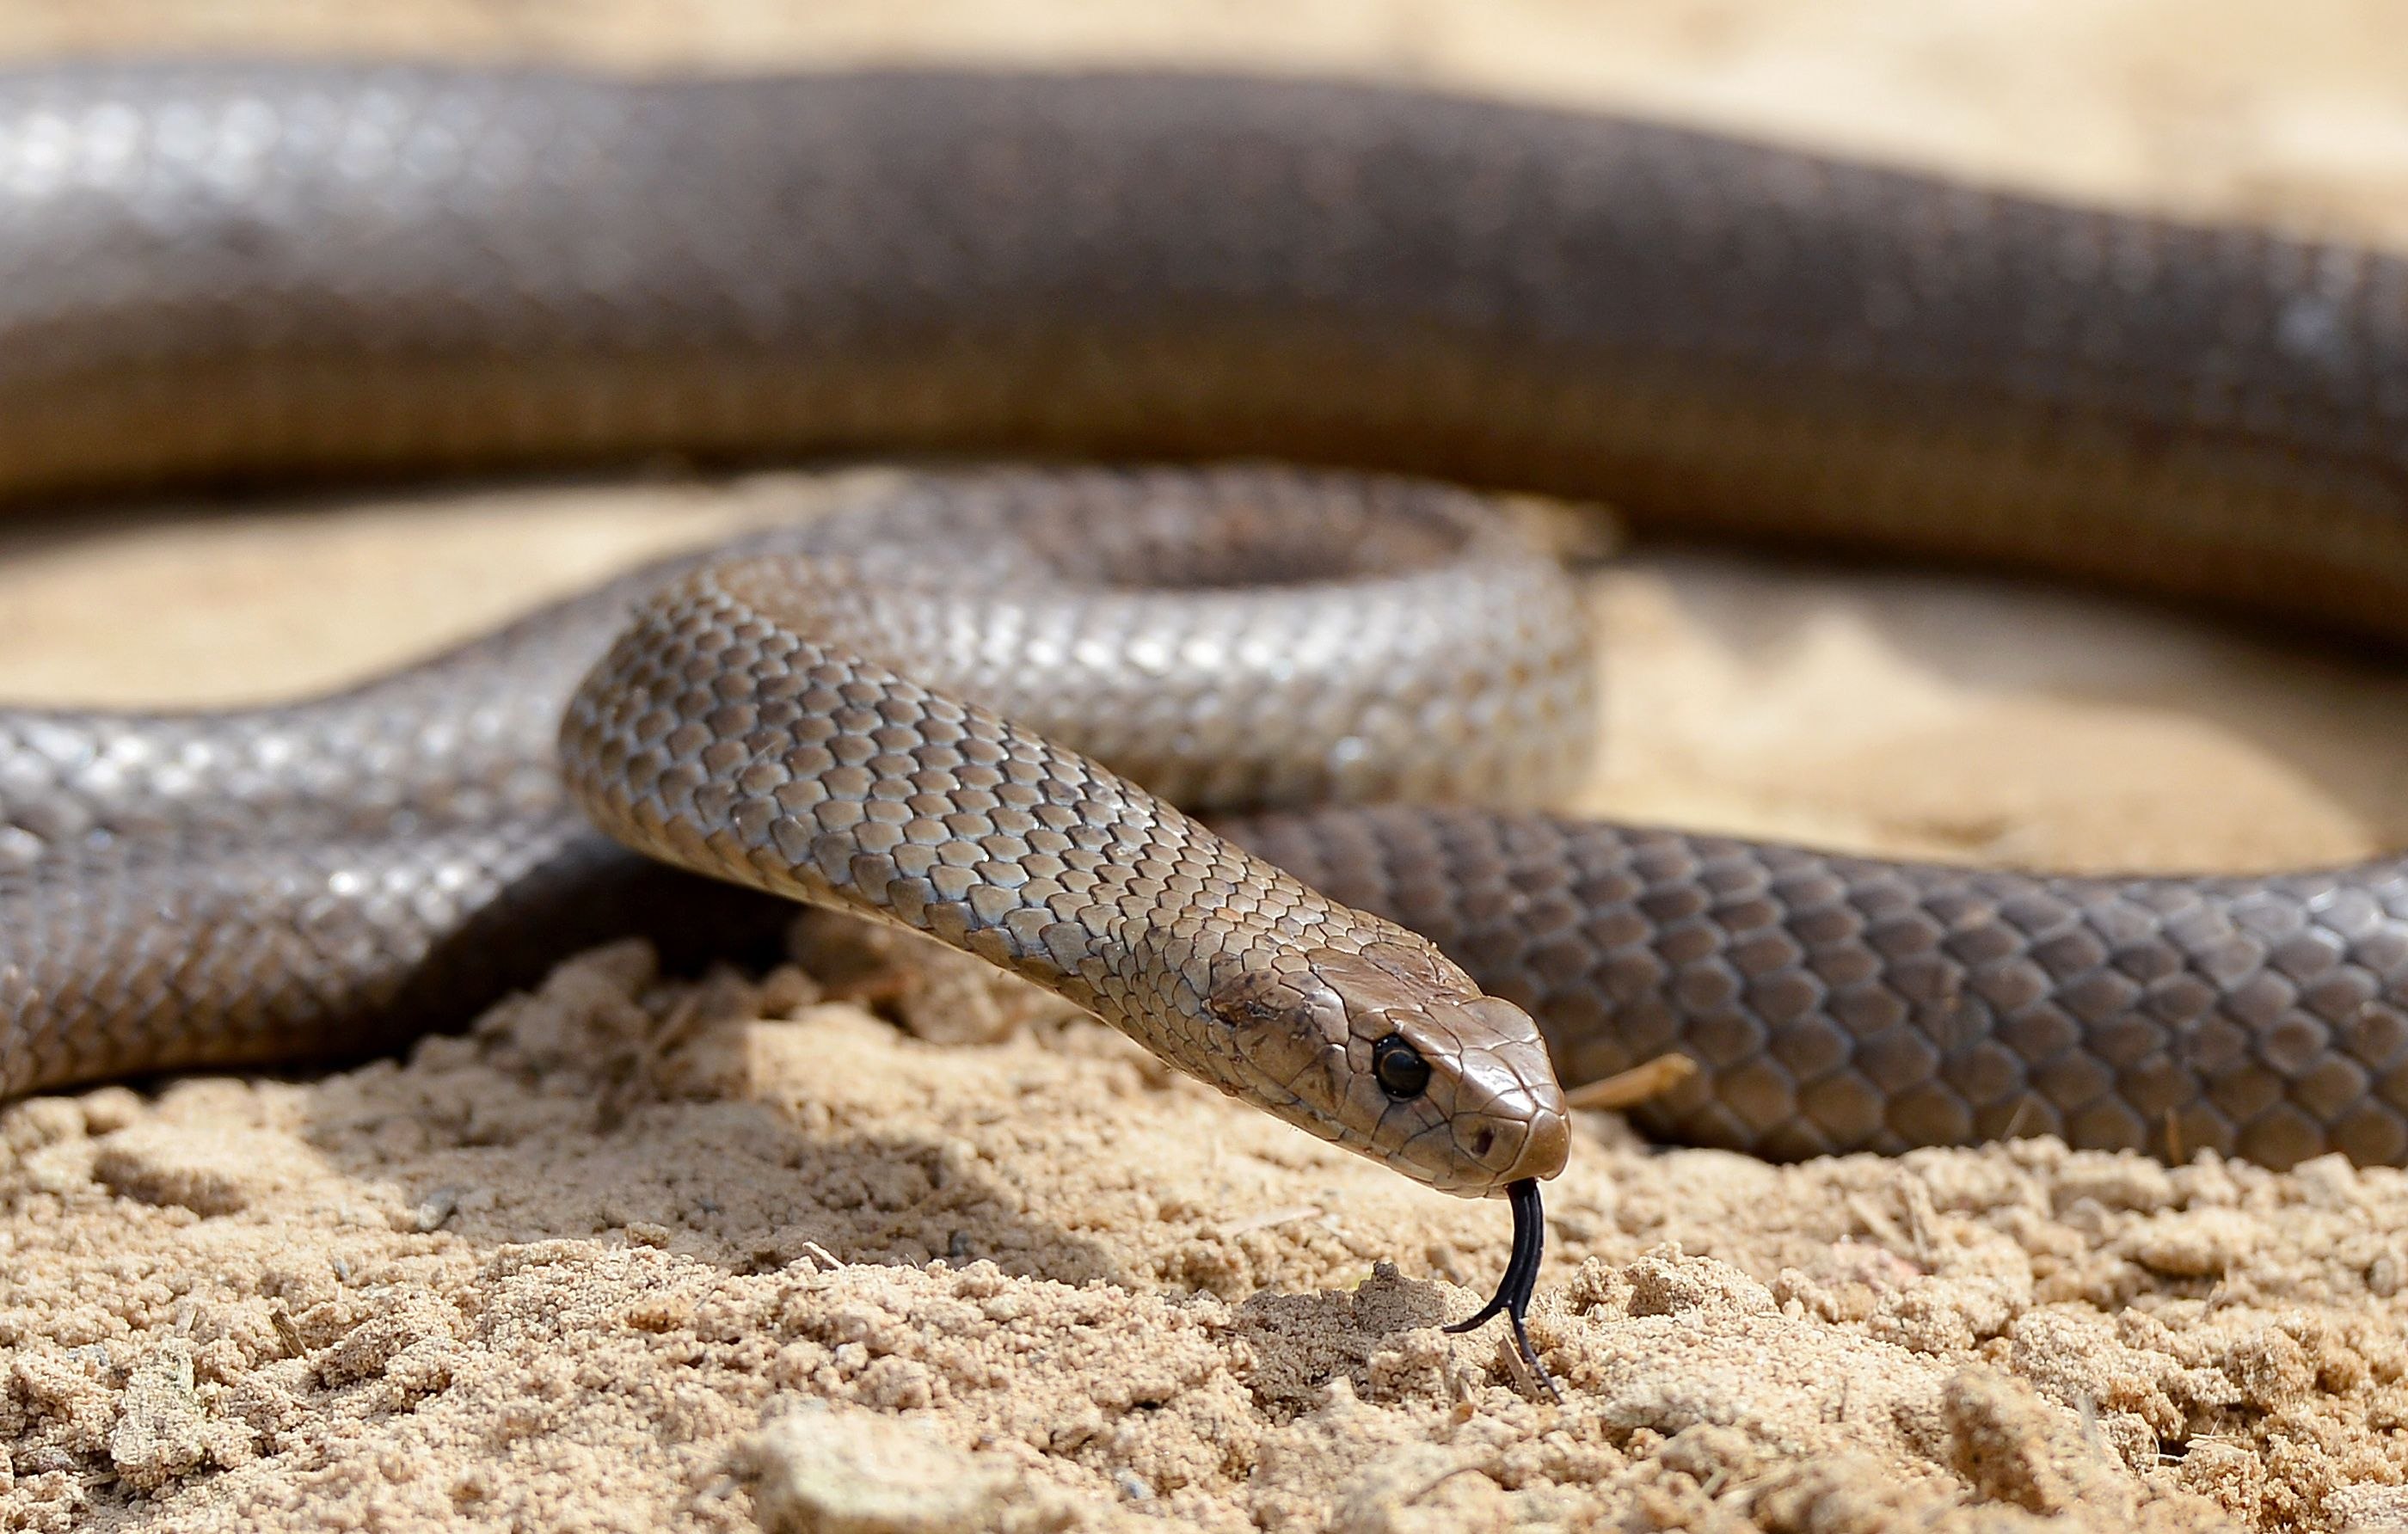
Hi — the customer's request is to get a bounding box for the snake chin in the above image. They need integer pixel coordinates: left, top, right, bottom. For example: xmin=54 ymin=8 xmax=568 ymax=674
xmin=1201 ymin=942 xmax=1570 ymax=1198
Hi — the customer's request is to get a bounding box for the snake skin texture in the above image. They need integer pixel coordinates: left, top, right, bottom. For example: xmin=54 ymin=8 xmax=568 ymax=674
xmin=2 ymin=63 xmax=2407 ymax=1178
xmin=559 ymin=476 xmax=1582 ymax=1193
xmin=1232 ymin=813 xmax=2408 ymax=1170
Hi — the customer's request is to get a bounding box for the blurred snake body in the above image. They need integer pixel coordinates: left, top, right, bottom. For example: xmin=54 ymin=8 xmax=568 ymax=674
xmin=8 ymin=63 xmax=2408 ymax=1224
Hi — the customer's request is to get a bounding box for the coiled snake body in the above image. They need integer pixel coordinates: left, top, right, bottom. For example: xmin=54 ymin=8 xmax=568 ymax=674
xmin=6 ymin=64 xmax=2408 ymax=1350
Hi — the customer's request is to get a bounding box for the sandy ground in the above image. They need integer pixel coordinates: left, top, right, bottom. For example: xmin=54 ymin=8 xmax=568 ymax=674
xmin=9 ymin=2 xmax=2408 ymax=1531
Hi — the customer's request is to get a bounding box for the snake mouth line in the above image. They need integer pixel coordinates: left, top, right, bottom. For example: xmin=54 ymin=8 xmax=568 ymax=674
xmin=1442 ymin=1177 xmax=1561 ymax=1402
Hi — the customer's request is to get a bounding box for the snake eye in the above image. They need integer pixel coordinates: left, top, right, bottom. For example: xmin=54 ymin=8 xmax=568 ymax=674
xmin=1372 ymin=1034 xmax=1432 ymax=1099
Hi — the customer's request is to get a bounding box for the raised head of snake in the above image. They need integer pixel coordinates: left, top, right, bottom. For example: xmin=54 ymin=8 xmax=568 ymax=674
xmin=1191 ymin=938 xmax=1572 ymax=1198
xmin=560 ymin=546 xmax=1578 ymax=1203
xmin=554 ymin=473 xmax=1588 ymax=1206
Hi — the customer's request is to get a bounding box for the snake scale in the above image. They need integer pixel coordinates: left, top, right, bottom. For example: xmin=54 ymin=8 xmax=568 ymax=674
xmin=6 ymin=64 xmax=2408 ymax=1373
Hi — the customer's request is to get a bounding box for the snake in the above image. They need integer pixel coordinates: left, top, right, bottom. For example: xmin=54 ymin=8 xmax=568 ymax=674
xmin=6 ymin=61 xmax=2408 ymax=1393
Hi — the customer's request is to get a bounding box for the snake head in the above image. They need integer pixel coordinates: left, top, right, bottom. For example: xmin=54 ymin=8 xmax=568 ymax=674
xmin=1200 ymin=937 xmax=1570 ymax=1197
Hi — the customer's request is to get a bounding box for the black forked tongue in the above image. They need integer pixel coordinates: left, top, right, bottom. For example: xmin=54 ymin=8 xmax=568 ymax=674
xmin=1443 ymin=1178 xmax=1562 ymax=1403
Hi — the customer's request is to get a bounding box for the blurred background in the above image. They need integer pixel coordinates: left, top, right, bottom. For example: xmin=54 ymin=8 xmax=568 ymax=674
xmin=8 ymin=0 xmax=2408 ymax=235
xmin=3 ymin=0 xmax=2406 ymax=877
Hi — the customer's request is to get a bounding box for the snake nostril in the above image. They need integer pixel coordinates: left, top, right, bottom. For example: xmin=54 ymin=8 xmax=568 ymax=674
xmin=1468 ymin=1126 xmax=1496 ymax=1159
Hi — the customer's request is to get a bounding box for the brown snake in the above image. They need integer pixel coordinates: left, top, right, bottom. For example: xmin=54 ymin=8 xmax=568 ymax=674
xmin=7 ymin=62 xmax=2408 ymax=1388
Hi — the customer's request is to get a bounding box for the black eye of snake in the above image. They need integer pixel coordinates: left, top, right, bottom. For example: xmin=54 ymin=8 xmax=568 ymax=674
xmin=1372 ymin=1034 xmax=1431 ymax=1099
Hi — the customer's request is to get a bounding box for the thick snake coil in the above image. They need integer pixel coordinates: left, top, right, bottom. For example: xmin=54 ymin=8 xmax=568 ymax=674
xmin=6 ymin=66 xmax=2408 ymax=1218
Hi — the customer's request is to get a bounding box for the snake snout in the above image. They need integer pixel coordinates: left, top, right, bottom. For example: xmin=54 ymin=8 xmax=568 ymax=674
xmin=1412 ymin=997 xmax=1572 ymax=1194
xmin=1305 ymin=945 xmax=1572 ymax=1197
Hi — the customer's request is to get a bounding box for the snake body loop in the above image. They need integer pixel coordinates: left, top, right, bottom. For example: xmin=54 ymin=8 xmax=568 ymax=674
xmin=1 ymin=63 xmax=2407 ymax=1187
